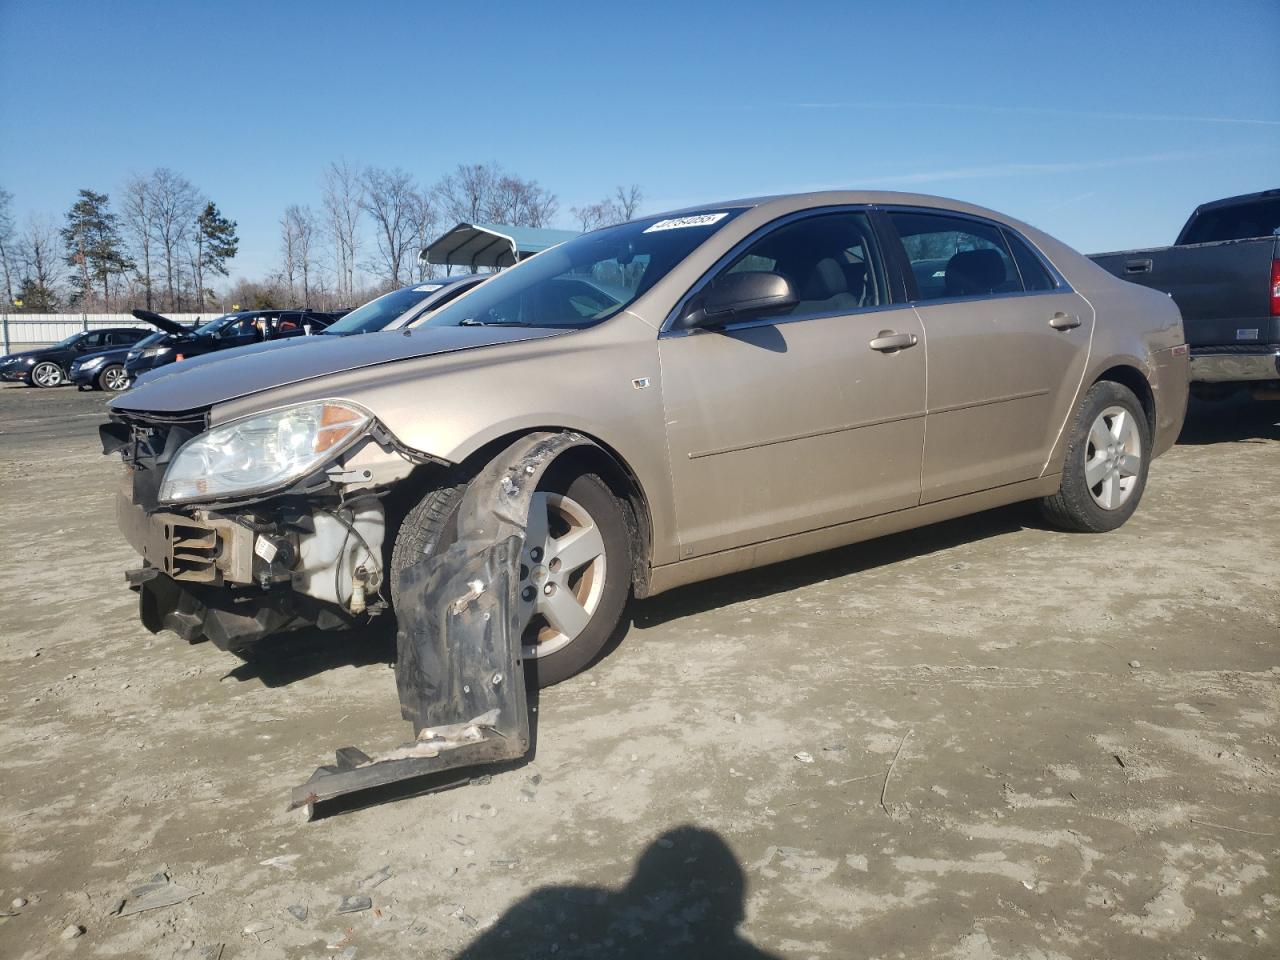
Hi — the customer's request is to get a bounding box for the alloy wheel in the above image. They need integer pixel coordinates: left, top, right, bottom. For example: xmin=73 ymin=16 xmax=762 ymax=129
xmin=1084 ymin=405 xmax=1143 ymax=510
xmin=102 ymin=365 xmax=130 ymax=391
xmin=518 ymin=492 xmax=607 ymax=658
xmin=32 ymin=362 xmax=63 ymax=387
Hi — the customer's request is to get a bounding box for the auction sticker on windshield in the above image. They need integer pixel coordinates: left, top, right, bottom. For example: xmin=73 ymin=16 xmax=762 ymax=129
xmin=644 ymin=212 xmax=729 ymax=233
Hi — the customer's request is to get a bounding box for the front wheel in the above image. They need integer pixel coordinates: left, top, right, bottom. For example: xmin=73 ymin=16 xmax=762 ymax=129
xmin=97 ymin=364 xmax=130 ymax=391
xmin=29 ymin=362 xmax=65 ymax=388
xmin=1040 ymin=380 xmax=1151 ymax=533
xmin=391 ymin=465 xmax=632 ymax=687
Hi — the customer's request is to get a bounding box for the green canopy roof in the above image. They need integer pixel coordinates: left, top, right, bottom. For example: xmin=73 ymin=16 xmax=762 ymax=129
xmin=422 ymin=222 xmax=580 ymax=270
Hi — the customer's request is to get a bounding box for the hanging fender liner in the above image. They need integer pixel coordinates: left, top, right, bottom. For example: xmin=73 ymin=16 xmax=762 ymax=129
xmin=290 ymin=430 xmax=598 ymax=819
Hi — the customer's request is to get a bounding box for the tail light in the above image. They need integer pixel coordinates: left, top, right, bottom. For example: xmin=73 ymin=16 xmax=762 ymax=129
xmin=1271 ymin=259 xmax=1280 ymax=317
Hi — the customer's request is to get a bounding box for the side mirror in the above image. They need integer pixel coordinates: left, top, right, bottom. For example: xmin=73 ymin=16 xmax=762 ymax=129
xmin=679 ymin=271 xmax=797 ymax=330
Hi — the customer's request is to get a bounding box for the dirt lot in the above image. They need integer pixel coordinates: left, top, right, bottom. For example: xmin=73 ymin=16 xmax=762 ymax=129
xmin=0 ymin=382 xmax=1276 ymax=960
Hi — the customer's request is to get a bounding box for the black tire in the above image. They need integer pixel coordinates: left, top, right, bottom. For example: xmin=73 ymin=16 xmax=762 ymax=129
xmin=391 ymin=463 xmax=632 ymax=687
xmin=96 ymin=363 xmax=129 ymax=391
xmin=1040 ymin=380 xmax=1151 ymax=533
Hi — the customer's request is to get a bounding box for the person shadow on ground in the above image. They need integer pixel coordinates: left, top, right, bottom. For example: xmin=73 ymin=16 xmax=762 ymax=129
xmin=455 ymin=825 xmax=782 ymax=959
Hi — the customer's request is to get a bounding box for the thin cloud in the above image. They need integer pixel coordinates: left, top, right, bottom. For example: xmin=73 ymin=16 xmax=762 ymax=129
xmin=856 ymin=151 xmax=1205 ymax=187
xmin=1046 ymin=190 xmax=1097 ymax=212
xmin=789 ymin=100 xmax=1280 ymax=128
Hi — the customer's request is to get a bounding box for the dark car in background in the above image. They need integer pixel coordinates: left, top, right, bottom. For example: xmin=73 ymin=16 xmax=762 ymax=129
xmin=124 ymin=308 xmax=344 ymax=379
xmin=0 ymin=327 xmax=149 ymax=388
xmin=1090 ymin=188 xmax=1280 ymax=398
xmin=130 ymin=276 xmax=487 ymax=387
xmin=70 ymin=332 xmax=167 ymax=391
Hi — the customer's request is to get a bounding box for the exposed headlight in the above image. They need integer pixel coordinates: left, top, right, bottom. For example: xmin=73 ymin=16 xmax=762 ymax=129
xmin=24 ymin=357 xmax=36 ymax=365
xmin=80 ymin=356 xmax=107 ymax=370
xmin=159 ymin=400 xmax=372 ymax=503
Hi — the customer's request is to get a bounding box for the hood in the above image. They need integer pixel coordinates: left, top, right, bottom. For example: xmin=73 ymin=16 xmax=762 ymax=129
xmin=111 ymin=325 xmax=565 ymax=415
xmin=131 ymin=334 xmax=319 ymax=388
xmin=71 ymin=346 xmax=131 ymax=365
xmin=131 ymin=308 xmax=190 ymax=336
xmin=0 ymin=347 xmax=52 ymax=363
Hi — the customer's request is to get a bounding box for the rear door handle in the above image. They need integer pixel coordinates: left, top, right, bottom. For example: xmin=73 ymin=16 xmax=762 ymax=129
xmin=1124 ymin=259 xmax=1153 ymax=275
xmin=1049 ymin=312 xmax=1081 ymax=330
xmin=868 ymin=331 xmax=918 ymax=352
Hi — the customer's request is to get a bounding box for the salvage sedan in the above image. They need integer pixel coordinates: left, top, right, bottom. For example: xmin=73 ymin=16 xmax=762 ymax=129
xmin=103 ymin=192 xmax=1189 ymax=691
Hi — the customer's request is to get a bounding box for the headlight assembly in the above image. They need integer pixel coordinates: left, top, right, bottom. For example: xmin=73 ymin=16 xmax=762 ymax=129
xmin=80 ymin=356 xmax=107 ymax=370
xmin=141 ymin=346 xmax=172 ymax=358
xmin=159 ymin=400 xmax=372 ymax=503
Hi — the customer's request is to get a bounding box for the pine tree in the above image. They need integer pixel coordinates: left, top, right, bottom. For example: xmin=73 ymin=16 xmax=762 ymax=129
xmin=61 ymin=189 xmax=132 ymax=309
xmin=194 ymin=202 xmax=238 ymax=309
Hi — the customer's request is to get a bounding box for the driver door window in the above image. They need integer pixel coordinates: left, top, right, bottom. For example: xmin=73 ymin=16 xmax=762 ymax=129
xmin=717 ymin=212 xmax=888 ymax=319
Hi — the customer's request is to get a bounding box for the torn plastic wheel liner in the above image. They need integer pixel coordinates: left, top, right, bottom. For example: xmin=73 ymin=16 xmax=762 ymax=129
xmin=291 ymin=431 xmax=594 ymax=817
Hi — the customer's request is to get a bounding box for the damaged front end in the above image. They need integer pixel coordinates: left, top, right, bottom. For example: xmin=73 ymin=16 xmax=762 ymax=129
xmin=104 ymin=402 xmax=593 ymax=815
xmin=102 ymin=402 xmax=412 ymax=655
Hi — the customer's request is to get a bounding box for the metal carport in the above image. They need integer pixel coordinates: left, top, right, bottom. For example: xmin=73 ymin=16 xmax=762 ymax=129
xmin=421 ymin=223 xmax=580 ymax=271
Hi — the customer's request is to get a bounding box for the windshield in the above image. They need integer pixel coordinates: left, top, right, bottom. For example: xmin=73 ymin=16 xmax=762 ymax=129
xmin=133 ymin=331 xmax=165 ymax=349
xmin=192 ymin=314 xmax=236 ymax=336
xmin=324 ymin=285 xmax=441 ymax=335
xmin=422 ymin=210 xmax=746 ymax=329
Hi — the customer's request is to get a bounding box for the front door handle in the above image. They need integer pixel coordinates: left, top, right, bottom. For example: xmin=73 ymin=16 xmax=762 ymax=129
xmin=1049 ymin=312 xmax=1081 ymax=330
xmin=868 ymin=331 xmax=919 ymax=352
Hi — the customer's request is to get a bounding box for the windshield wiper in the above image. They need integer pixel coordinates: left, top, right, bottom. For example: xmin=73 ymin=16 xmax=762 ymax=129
xmin=458 ymin=318 xmax=539 ymax=328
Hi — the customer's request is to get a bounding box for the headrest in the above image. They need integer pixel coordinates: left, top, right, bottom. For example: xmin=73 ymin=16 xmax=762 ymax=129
xmin=944 ymin=249 xmax=1006 ymax=296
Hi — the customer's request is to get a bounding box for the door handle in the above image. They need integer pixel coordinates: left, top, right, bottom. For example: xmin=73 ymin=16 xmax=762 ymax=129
xmin=868 ymin=331 xmax=918 ymax=352
xmin=1049 ymin=312 xmax=1081 ymax=330
xmin=1123 ymin=259 xmax=1153 ymax=275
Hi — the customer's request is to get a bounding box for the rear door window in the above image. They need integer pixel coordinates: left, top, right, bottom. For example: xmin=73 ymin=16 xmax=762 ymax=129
xmin=889 ymin=211 xmax=1021 ymax=301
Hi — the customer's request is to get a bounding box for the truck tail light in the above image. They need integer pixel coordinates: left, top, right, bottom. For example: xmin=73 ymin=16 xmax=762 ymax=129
xmin=1271 ymin=259 xmax=1280 ymax=317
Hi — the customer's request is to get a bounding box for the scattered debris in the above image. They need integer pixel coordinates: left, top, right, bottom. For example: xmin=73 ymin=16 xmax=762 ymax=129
xmin=242 ymin=920 xmax=273 ymax=936
xmin=60 ymin=924 xmax=85 ymax=939
xmin=451 ymin=908 xmax=479 ymax=928
xmin=732 ymin=713 xmax=743 ymax=724
xmin=360 ymin=866 xmax=392 ymax=889
xmin=1113 ymin=754 xmax=1127 ymax=768
xmin=287 ymin=904 xmax=308 ymax=922
xmin=118 ymin=876 xmax=199 ymax=917
xmin=197 ymin=947 xmax=223 ymax=960
xmin=794 ymin=751 xmax=815 ymax=764
xmin=337 ymin=895 xmax=372 ymax=914
xmin=10 ymin=898 xmax=26 ymax=909
xmin=880 ymin=729 xmax=913 ymax=817
xmin=1128 ymin=660 xmax=1142 ymax=669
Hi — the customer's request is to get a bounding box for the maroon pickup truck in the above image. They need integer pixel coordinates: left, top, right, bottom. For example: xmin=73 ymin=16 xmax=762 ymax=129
xmin=1090 ymin=188 xmax=1280 ymax=399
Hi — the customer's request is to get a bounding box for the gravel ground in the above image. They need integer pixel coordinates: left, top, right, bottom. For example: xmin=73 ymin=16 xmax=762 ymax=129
xmin=0 ymin=382 xmax=1277 ymax=960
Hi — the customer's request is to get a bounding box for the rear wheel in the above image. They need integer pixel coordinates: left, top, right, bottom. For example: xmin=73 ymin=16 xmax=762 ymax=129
xmin=97 ymin=364 xmax=130 ymax=391
xmin=30 ymin=362 xmax=64 ymax=388
xmin=391 ymin=463 xmax=631 ymax=687
xmin=1040 ymin=380 xmax=1151 ymax=533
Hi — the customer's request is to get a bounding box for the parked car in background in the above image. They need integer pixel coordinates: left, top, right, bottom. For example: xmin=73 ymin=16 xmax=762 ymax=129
xmin=0 ymin=327 xmax=149 ymax=387
xmin=130 ymin=275 xmax=489 ymax=388
xmin=105 ymin=191 xmax=1188 ymax=690
xmin=70 ymin=334 xmax=164 ymax=391
xmin=124 ymin=308 xmax=345 ymax=380
xmin=1090 ymin=188 xmax=1280 ymax=399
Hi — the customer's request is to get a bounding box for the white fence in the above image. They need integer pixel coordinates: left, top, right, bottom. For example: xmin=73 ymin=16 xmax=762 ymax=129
xmin=1 ymin=313 xmax=215 ymax=355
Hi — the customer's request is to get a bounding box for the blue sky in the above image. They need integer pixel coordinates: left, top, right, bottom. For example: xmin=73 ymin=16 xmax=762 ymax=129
xmin=2 ymin=0 xmax=1277 ymax=285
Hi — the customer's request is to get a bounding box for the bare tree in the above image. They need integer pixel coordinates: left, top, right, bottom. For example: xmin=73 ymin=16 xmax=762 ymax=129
xmin=121 ymin=174 xmax=157 ymax=309
xmin=360 ymin=166 xmax=418 ymax=287
xmin=0 ymin=188 xmax=15 ymax=307
xmin=571 ymin=185 xmax=645 ymax=232
xmin=293 ymin=205 xmax=317 ymax=305
xmin=17 ymin=215 xmax=63 ymax=310
xmin=149 ymin=168 xmax=199 ymax=310
xmin=434 ymin=162 xmax=498 ymax=224
xmin=407 ymin=190 xmax=438 ymax=281
xmin=279 ymin=208 xmax=299 ymax=300
xmin=323 ymin=160 xmax=363 ymax=302
xmin=613 ymin=184 xmax=643 ymax=221
xmin=485 ymin=174 xmax=558 ymax=228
